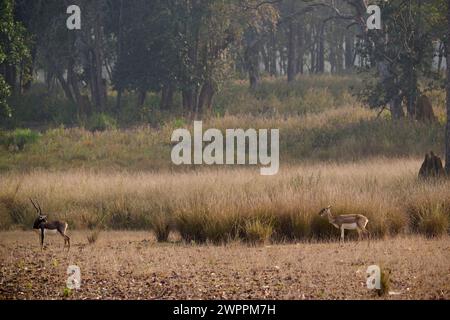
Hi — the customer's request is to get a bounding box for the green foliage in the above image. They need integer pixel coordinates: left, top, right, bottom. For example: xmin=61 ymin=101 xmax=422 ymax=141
xmin=356 ymin=0 xmax=447 ymax=116
xmin=0 ymin=0 xmax=30 ymax=118
xmin=62 ymin=287 xmax=72 ymax=298
xmin=1 ymin=85 xmax=78 ymax=127
xmin=0 ymin=78 xmax=11 ymax=118
xmin=86 ymin=113 xmax=117 ymax=132
xmin=0 ymin=128 xmax=40 ymax=151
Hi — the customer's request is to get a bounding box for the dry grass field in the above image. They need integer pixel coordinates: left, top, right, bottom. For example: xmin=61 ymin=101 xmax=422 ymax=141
xmin=0 ymin=231 xmax=448 ymax=300
xmin=1 ymin=158 xmax=449 ymax=242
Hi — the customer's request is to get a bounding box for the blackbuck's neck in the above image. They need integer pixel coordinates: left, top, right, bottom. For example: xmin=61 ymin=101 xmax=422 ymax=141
xmin=327 ymin=212 xmax=335 ymax=224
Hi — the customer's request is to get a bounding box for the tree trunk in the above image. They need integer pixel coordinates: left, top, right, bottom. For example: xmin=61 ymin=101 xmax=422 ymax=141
xmin=68 ymin=58 xmax=88 ymax=116
xmin=287 ymin=15 xmax=297 ymax=82
xmin=137 ymin=89 xmax=146 ymax=108
xmin=4 ymin=65 xmax=17 ymax=95
xmin=390 ymin=95 xmax=404 ymax=120
xmin=261 ymin=45 xmax=270 ymax=74
xmin=270 ymin=31 xmax=277 ymax=76
xmin=406 ymin=62 xmax=418 ymax=118
xmin=93 ymin=13 xmax=106 ymax=112
xmin=296 ymin=22 xmax=304 ymax=75
xmin=316 ymin=24 xmax=325 ymax=73
xmin=336 ymin=33 xmax=344 ymax=74
xmin=445 ymin=3 xmax=450 ymax=174
xmin=115 ymin=0 xmax=124 ymax=112
xmin=329 ymin=45 xmax=336 ymax=74
xmin=246 ymin=41 xmax=260 ymax=90
xmin=116 ymin=89 xmax=122 ymax=111
xmin=54 ymin=68 xmax=74 ymax=103
xmin=197 ymin=82 xmax=214 ymax=114
xmin=345 ymin=33 xmax=354 ymax=70
xmin=182 ymin=89 xmax=194 ymax=110
xmin=160 ymin=84 xmax=174 ymax=110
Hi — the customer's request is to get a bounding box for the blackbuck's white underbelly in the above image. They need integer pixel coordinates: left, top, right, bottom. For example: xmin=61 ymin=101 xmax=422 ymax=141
xmin=33 ymin=229 xmax=58 ymax=235
xmin=341 ymin=223 xmax=358 ymax=230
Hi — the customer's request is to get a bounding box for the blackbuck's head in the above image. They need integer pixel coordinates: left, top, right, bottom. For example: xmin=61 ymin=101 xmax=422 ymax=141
xmin=318 ymin=205 xmax=332 ymax=217
xmin=30 ymin=198 xmax=47 ymax=228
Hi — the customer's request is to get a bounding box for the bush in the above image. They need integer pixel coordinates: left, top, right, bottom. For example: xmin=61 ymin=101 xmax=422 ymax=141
xmin=87 ymin=230 xmax=101 ymax=244
xmin=150 ymin=213 xmax=172 ymax=242
xmin=175 ymin=210 xmax=208 ymax=243
xmin=203 ymin=214 xmax=239 ymax=244
xmin=408 ymin=203 xmax=449 ymax=237
xmin=243 ymin=220 xmax=273 ymax=245
xmin=86 ymin=113 xmax=117 ymax=132
xmin=0 ymin=128 xmax=40 ymax=151
xmin=419 ymin=208 xmax=449 ymax=238
xmin=274 ymin=212 xmax=310 ymax=241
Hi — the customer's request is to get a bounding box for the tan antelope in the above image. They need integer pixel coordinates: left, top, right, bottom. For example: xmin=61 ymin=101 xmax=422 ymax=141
xmin=318 ymin=205 xmax=370 ymax=244
xmin=30 ymin=198 xmax=70 ymax=250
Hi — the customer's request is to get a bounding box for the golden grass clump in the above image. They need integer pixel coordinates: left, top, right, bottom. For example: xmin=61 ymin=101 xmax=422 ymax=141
xmin=87 ymin=230 xmax=101 ymax=244
xmin=243 ymin=220 xmax=273 ymax=245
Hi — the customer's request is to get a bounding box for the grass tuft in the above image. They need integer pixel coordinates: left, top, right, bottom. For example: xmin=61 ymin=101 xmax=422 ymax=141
xmin=87 ymin=230 xmax=101 ymax=244
xmin=243 ymin=220 xmax=273 ymax=245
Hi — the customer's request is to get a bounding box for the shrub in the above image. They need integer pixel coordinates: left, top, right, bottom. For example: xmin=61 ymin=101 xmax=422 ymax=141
xmin=108 ymin=209 xmax=132 ymax=229
xmin=243 ymin=220 xmax=273 ymax=245
xmin=274 ymin=212 xmax=310 ymax=241
xmin=87 ymin=230 xmax=100 ymax=244
xmin=419 ymin=208 xmax=449 ymax=238
xmin=86 ymin=113 xmax=117 ymax=132
xmin=203 ymin=213 xmax=239 ymax=244
xmin=150 ymin=213 xmax=172 ymax=242
xmin=175 ymin=210 xmax=208 ymax=243
xmin=0 ymin=128 xmax=40 ymax=151
xmin=408 ymin=203 xmax=449 ymax=237
xmin=386 ymin=211 xmax=407 ymax=235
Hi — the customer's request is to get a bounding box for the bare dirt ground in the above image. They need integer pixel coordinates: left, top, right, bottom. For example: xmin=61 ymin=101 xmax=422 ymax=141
xmin=0 ymin=231 xmax=448 ymax=300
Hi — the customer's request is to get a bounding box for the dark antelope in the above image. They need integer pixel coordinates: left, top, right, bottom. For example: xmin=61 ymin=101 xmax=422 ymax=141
xmin=30 ymin=199 xmax=70 ymax=250
xmin=319 ymin=205 xmax=370 ymax=244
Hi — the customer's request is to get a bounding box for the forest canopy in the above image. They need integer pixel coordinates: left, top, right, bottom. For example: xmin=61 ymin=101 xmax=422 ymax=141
xmin=0 ymin=0 xmax=448 ymax=124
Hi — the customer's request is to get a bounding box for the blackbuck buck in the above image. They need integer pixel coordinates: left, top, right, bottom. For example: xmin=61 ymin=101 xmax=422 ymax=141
xmin=30 ymin=199 xmax=70 ymax=250
xmin=319 ymin=205 xmax=370 ymax=244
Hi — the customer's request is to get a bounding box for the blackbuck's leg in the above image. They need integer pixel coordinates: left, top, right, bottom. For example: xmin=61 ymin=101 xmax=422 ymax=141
xmin=65 ymin=235 xmax=70 ymax=251
xmin=364 ymin=228 xmax=371 ymax=247
xmin=340 ymin=226 xmax=345 ymax=244
xmin=40 ymin=227 xmax=45 ymax=250
xmin=58 ymin=230 xmax=70 ymax=251
xmin=65 ymin=224 xmax=70 ymax=251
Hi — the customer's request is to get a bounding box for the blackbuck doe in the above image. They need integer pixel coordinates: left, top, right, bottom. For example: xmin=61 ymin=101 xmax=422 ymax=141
xmin=319 ymin=205 xmax=370 ymax=244
xmin=30 ymin=199 xmax=70 ymax=250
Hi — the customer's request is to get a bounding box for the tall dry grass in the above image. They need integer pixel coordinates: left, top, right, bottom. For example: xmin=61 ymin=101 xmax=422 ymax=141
xmin=0 ymin=158 xmax=448 ymax=242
